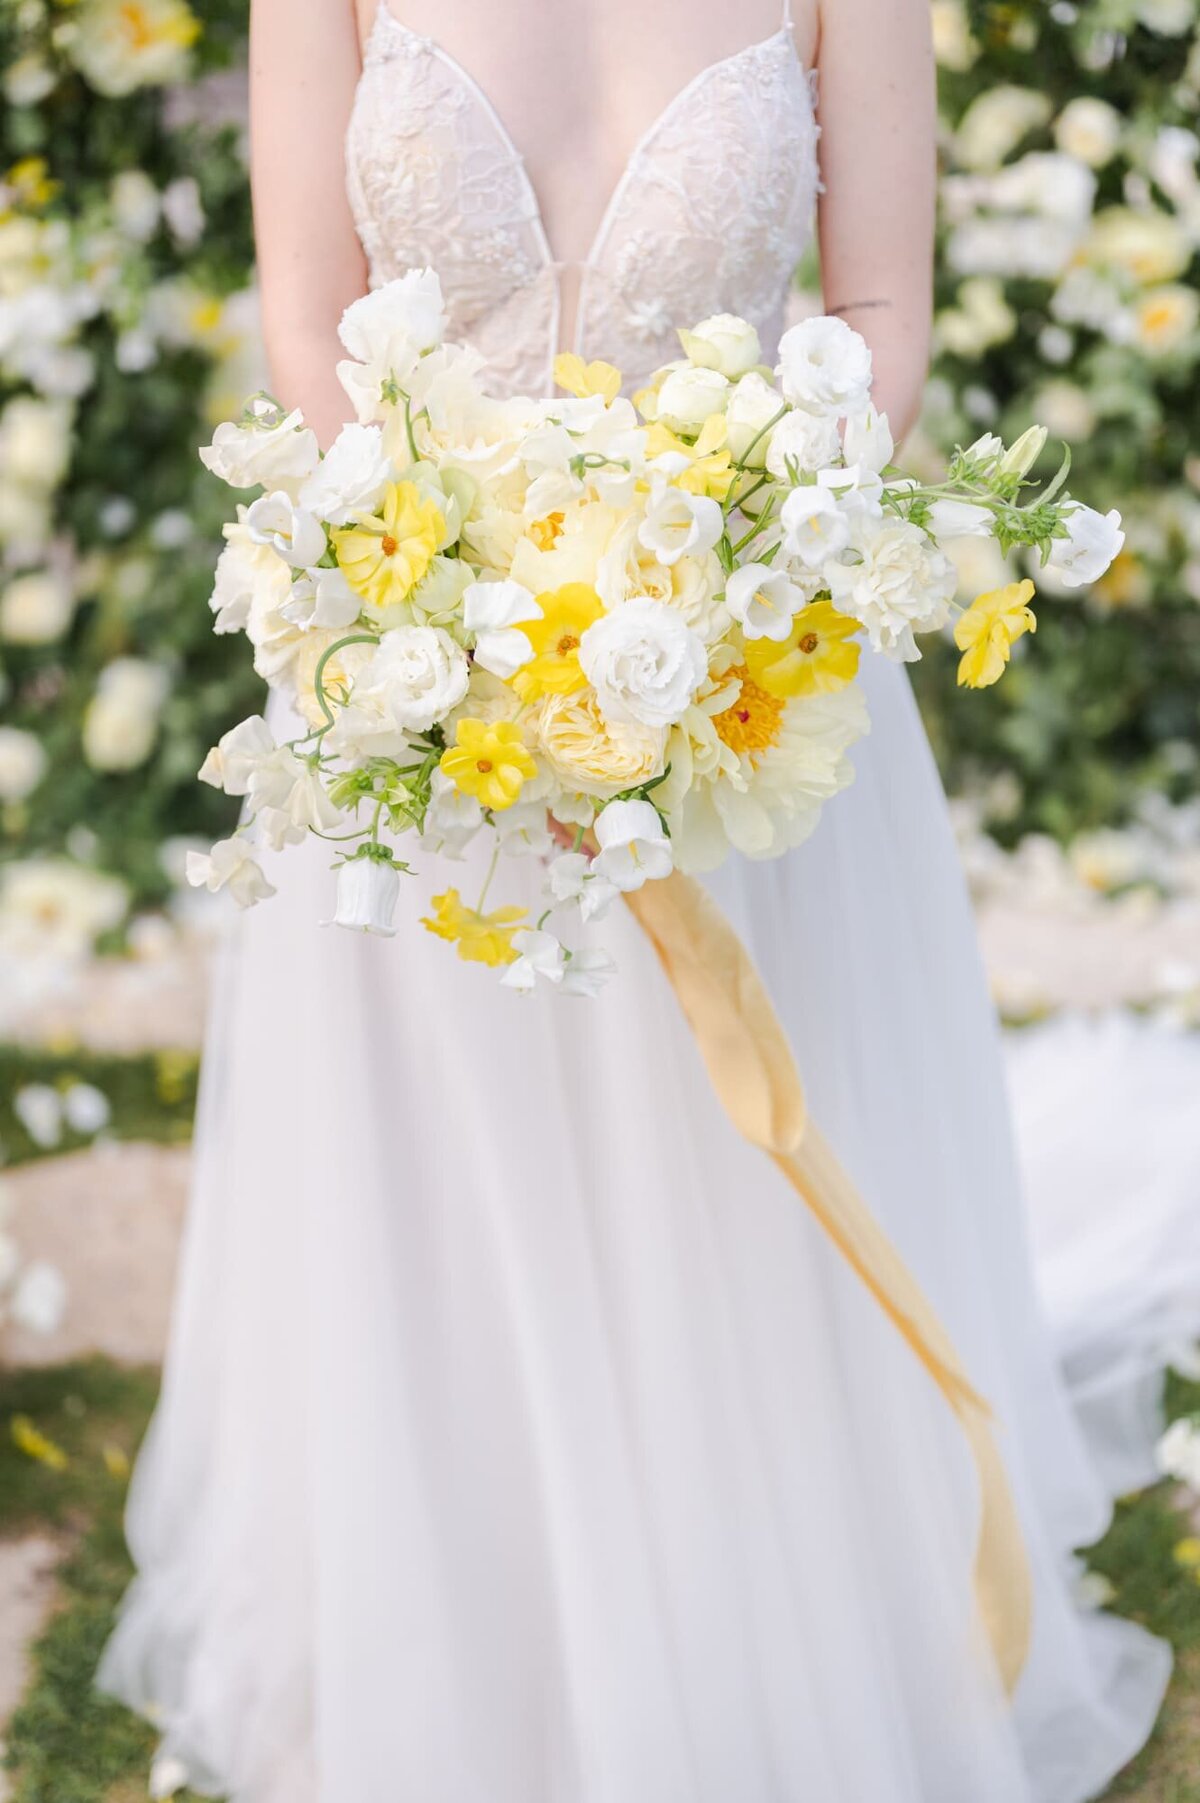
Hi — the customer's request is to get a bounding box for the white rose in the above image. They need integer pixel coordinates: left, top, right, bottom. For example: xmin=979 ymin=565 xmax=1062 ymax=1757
xmin=298 ymin=423 xmax=391 ymax=525
xmin=186 ymin=838 xmax=276 ymax=909
xmin=654 ymin=363 xmax=731 ymax=432
xmin=776 ymin=316 xmax=873 ymax=418
xmin=637 ymin=484 xmax=724 ymax=567
xmin=1054 ymin=97 xmax=1123 ymax=168
xmin=678 ymin=313 xmax=762 ymax=379
xmin=82 ymin=657 xmax=170 ymax=772
xmin=724 ymin=373 xmax=785 ymax=466
xmin=724 ymin=564 xmax=805 ymax=642
xmin=245 ymin=491 xmax=327 ymax=568
xmin=199 ymin=406 xmax=319 ymax=492
xmin=0 ymin=726 xmax=47 ymax=801
xmin=592 ymin=797 xmax=674 ymax=892
xmin=361 ymin=625 xmax=470 ymax=735
xmin=827 ymin=518 xmax=956 ymax=660
xmin=1045 ymin=505 xmax=1125 ymax=588
xmin=765 ymin=407 xmax=843 ymax=481
xmin=0 ymin=570 xmax=74 ymax=645
xmin=580 ymin=596 xmax=707 ymax=729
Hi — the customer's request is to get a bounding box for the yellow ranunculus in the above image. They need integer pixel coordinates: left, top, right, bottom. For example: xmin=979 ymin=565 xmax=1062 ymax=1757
xmin=420 ymin=888 xmax=526 ymax=966
xmin=439 ymin=718 xmax=537 ymax=812
xmin=333 ymin=481 xmax=444 ymax=612
xmin=553 ymin=352 xmax=622 ymax=404
xmin=744 ymin=601 xmax=862 ymax=699
xmin=954 ymin=579 xmax=1036 ymax=689
xmin=512 ymin=582 xmax=605 ymax=701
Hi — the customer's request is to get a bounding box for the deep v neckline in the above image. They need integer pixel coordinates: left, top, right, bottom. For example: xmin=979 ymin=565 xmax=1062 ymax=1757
xmin=367 ymin=4 xmax=805 ymax=280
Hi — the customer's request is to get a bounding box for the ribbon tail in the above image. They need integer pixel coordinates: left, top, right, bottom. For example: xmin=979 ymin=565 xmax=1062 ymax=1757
xmin=625 ymin=870 xmax=1033 ymax=1693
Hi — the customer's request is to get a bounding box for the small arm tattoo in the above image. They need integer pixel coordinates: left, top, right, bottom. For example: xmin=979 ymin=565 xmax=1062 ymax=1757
xmin=827 ymin=299 xmax=893 ymax=318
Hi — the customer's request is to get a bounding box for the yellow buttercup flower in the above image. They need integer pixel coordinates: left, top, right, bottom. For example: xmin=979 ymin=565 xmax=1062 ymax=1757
xmin=11 ymin=1414 xmax=68 ymax=1471
xmin=553 ymin=352 xmax=622 ymax=404
xmin=439 ymin=718 xmax=537 ymax=812
xmin=512 ymin=582 xmax=605 ymax=701
xmin=954 ymin=579 xmax=1037 ymax=689
xmin=744 ymin=601 xmax=862 ymax=699
xmin=421 ymin=888 xmax=527 ymax=966
xmin=333 ymin=481 xmax=444 ymax=612
xmin=645 ymin=414 xmax=735 ymax=499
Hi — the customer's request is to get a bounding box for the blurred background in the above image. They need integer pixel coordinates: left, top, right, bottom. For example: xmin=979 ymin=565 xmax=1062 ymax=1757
xmin=0 ymin=1 xmax=1198 ymax=1797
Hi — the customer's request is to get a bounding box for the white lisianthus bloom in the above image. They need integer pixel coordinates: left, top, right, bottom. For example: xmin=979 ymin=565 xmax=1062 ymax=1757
xmin=186 ymin=838 xmax=276 ymax=908
xmin=0 ymin=570 xmax=74 ymax=645
xmin=678 ymin=313 xmax=762 ymax=379
xmin=724 ymin=372 xmax=785 ymax=466
xmin=337 ymin=269 xmax=444 ymax=417
xmin=82 ymin=658 xmax=170 ymax=772
xmin=637 ymin=482 xmax=724 ymax=566
xmin=1045 ymin=505 xmax=1125 ymax=588
xmin=546 ymin=850 xmax=618 ymax=923
xmin=298 ymin=423 xmax=391 ymax=525
xmin=780 ymin=484 xmax=854 ymax=569
xmin=332 ymin=626 xmax=470 ymax=751
xmin=776 ymin=316 xmax=873 ymax=418
xmin=580 ymin=596 xmax=708 ymax=728
xmin=500 ymin=927 xmax=566 ymax=992
xmin=199 ymin=405 xmax=319 ymax=492
xmin=592 ymin=798 xmax=673 ymax=892
xmin=330 ymin=855 xmax=400 ymax=936
xmin=10 ymin=1259 xmax=67 ymax=1334
xmin=280 ymin=565 xmax=362 ymax=631
xmin=245 ymin=491 xmax=327 ymax=568
xmin=826 ymin=518 xmax=957 ymax=660
xmin=559 ymin=947 xmax=617 ymax=998
xmin=0 ymin=726 xmax=47 ymax=802
xmin=841 ymin=405 xmax=895 ymax=476
xmin=764 ymin=407 xmax=843 ymax=481
xmin=463 ymin=578 xmax=541 ymax=677
xmin=655 ymin=363 xmax=731 ymax=432
xmin=724 ymin=565 xmax=805 ymax=642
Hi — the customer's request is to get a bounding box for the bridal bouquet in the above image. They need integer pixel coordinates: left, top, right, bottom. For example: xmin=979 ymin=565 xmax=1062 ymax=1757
xmin=191 ymin=268 xmax=1122 ymax=993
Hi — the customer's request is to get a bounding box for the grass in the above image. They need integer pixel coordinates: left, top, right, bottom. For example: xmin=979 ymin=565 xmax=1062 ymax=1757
xmin=1 ymin=1362 xmax=1198 ymax=1801
xmin=0 ymin=1047 xmax=198 ymax=1168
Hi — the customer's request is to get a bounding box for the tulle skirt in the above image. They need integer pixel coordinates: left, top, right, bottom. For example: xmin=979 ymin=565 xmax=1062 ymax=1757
xmin=99 ymin=654 xmax=1171 ymax=1802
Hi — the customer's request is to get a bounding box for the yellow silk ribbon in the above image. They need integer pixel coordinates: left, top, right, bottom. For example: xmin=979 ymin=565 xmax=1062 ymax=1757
xmin=624 ymin=869 xmax=1033 ymax=1694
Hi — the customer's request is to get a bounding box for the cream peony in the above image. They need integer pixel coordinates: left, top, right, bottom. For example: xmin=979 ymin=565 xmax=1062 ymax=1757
xmin=579 ymin=596 xmax=708 ymax=729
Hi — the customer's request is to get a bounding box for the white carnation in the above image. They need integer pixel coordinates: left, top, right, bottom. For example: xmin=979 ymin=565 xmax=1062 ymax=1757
xmin=765 ymin=408 xmax=843 ymax=480
xmin=579 ymin=596 xmax=707 ymax=729
xmin=826 ymin=518 xmax=956 ymax=660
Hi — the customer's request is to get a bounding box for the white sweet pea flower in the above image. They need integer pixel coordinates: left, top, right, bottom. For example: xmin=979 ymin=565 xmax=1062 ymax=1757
xmin=724 ymin=372 xmax=786 ymax=466
xmin=592 ymin=798 xmax=674 ymax=892
xmin=298 ymin=423 xmax=392 ymax=525
xmin=559 ymin=947 xmax=618 ymax=998
xmin=258 ymin=766 xmax=344 ymax=846
xmin=764 ymin=407 xmax=843 ymax=481
xmin=637 ymin=482 xmax=724 ymax=567
xmin=329 ymin=854 xmax=400 ymax=935
xmin=199 ymin=403 xmax=319 ymax=492
xmin=678 ymin=313 xmax=762 ymax=379
xmin=244 ymin=491 xmax=327 ymax=568
xmin=842 ymin=404 xmax=895 ymax=475
xmin=724 ymin=565 xmax=804 ymax=642
xmin=186 ymin=839 xmax=276 ymax=908
xmin=580 ymin=596 xmax=708 ymax=729
xmin=1045 ymin=504 xmax=1125 ymax=587
xmin=280 ymin=565 xmax=362 ymax=630
xmin=546 ymin=850 xmax=618 ymax=922
xmin=780 ymin=485 xmax=855 ymax=569
xmin=776 ymin=315 xmax=873 ymax=418
xmin=337 ymin=269 xmax=444 ymax=419
xmin=197 ymin=715 xmax=276 ymax=795
xmin=463 ymin=578 xmax=541 ymax=678
xmin=500 ymin=928 xmax=566 ymax=992
xmin=826 ymin=517 xmax=957 ymax=660
xmin=655 ymin=362 xmax=731 ymax=432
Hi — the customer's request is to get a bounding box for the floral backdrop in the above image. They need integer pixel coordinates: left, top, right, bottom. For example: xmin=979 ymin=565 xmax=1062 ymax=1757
xmin=0 ymin=0 xmax=1198 ymax=1004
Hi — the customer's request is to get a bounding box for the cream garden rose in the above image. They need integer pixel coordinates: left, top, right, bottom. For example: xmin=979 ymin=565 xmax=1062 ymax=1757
xmin=535 ymin=690 xmax=666 ymax=798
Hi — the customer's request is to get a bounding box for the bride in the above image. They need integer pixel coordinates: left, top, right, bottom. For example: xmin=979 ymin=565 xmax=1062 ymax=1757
xmin=100 ymin=0 xmax=1172 ymax=1797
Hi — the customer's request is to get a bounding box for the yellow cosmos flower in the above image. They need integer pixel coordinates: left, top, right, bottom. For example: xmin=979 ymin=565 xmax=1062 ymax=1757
xmin=439 ymin=718 xmax=537 ymax=812
xmin=333 ymin=481 xmax=444 ymax=611
xmin=512 ymin=583 xmax=605 ymax=700
xmin=421 ymin=888 xmax=527 ymax=966
xmin=553 ymin=352 xmax=622 ymax=404
xmin=744 ymin=601 xmax=862 ymax=699
xmin=954 ymin=579 xmax=1037 ymax=689
xmin=645 ymin=414 xmax=735 ymax=499
xmin=11 ymin=1414 xmax=68 ymax=1471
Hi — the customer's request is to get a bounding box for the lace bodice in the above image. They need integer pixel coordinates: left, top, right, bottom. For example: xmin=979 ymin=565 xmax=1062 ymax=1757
xmin=345 ymin=5 xmax=820 ymax=397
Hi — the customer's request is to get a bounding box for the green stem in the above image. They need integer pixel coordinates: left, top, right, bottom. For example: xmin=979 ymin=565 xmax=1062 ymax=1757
xmin=312 ymin=632 xmax=376 ymax=730
xmin=476 ymin=839 xmax=501 ymax=913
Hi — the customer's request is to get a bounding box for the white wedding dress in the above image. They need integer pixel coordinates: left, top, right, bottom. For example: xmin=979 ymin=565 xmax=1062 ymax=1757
xmin=100 ymin=7 xmax=1174 ymax=1799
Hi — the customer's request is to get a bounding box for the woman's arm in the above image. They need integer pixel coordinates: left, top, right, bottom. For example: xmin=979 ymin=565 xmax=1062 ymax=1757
xmin=814 ymin=0 xmax=936 ymax=442
xmin=249 ymin=0 xmax=369 ymax=446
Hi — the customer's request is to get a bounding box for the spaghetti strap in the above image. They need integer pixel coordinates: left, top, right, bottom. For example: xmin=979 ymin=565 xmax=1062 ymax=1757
xmin=781 ymin=0 xmax=792 ymax=26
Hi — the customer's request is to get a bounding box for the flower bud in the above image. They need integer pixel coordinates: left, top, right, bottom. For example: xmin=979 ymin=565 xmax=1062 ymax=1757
xmin=331 ymin=853 xmax=400 ymax=935
xmin=1000 ymin=425 xmax=1048 ymax=478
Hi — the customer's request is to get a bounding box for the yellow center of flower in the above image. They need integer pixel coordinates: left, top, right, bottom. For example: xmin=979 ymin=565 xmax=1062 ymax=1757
xmin=798 ymin=632 xmax=820 ymax=654
xmin=712 ymin=667 xmax=785 ymax=760
xmin=529 ymin=512 xmax=565 ymax=551
xmin=380 ymin=534 xmax=398 ymax=557
xmin=121 ymin=3 xmax=155 ymax=48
